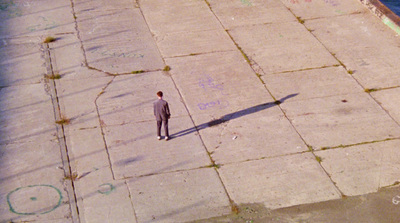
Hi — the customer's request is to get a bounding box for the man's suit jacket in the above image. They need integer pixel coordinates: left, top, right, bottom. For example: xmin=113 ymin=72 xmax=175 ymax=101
xmin=154 ymin=99 xmax=171 ymax=121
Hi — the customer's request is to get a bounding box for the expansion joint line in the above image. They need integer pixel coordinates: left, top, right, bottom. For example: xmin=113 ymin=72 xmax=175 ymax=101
xmin=94 ymin=77 xmax=117 ymax=180
xmin=69 ymin=0 xmax=90 ymax=68
xmin=283 ymin=6 xmax=350 ymax=197
xmin=43 ymin=43 xmax=80 ymax=223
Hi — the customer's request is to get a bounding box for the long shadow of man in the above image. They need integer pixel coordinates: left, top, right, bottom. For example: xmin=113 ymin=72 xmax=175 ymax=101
xmin=171 ymin=93 xmax=298 ymax=138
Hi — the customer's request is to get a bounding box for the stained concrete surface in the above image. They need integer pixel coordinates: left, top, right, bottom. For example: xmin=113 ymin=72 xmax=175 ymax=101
xmin=1 ymin=0 xmax=400 ymax=222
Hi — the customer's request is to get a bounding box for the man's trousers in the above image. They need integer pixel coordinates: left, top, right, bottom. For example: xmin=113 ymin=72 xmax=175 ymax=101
xmin=157 ymin=120 xmax=169 ymax=137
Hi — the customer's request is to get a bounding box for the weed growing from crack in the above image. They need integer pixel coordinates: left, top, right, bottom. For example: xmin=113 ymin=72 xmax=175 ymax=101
xmin=163 ymin=66 xmax=171 ymax=71
xmin=56 ymin=116 xmax=70 ymax=125
xmin=44 ymin=36 xmax=56 ymax=43
xmin=64 ymin=172 xmax=78 ymax=181
xmin=315 ymin=156 xmax=322 ymax=163
xmin=45 ymin=74 xmax=61 ymax=79
xmin=131 ymin=70 xmax=144 ymax=74
xmin=365 ymin=88 xmax=378 ymax=93
xmin=297 ymin=17 xmax=305 ymax=24
xmin=205 ymin=163 xmax=221 ymax=169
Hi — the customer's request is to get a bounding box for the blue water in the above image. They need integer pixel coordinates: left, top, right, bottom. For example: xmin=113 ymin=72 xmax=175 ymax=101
xmin=379 ymin=0 xmax=400 ymax=16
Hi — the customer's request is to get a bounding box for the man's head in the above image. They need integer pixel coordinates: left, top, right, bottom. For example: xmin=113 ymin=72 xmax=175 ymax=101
xmin=157 ymin=91 xmax=163 ymax=98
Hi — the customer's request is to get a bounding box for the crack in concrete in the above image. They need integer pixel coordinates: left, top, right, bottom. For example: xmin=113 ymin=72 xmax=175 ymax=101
xmin=42 ymin=43 xmax=80 ymax=223
xmin=94 ymin=77 xmax=117 ymax=180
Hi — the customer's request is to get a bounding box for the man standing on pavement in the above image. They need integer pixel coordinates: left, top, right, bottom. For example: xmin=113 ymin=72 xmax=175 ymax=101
xmin=154 ymin=91 xmax=171 ymax=141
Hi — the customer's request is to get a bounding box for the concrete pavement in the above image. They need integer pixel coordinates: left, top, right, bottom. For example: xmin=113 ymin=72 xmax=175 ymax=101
xmin=1 ymin=0 xmax=400 ymax=222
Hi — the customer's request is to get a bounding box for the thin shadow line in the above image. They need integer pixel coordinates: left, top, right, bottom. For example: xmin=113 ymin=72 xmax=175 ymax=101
xmin=170 ymin=93 xmax=299 ymax=138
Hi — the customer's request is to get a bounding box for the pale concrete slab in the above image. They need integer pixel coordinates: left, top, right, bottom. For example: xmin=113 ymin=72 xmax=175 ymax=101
xmin=315 ymin=139 xmax=400 ymax=196
xmin=0 ymin=83 xmax=57 ymax=144
xmin=0 ymin=41 xmax=45 ymax=87
xmin=306 ymin=13 xmax=400 ymax=89
xmin=127 ymin=168 xmax=231 ymax=223
xmin=280 ymin=0 xmax=367 ymax=20
xmin=371 ymin=88 xmax=400 ymax=124
xmin=0 ymin=140 xmax=71 ymax=222
xmin=96 ymin=71 xmax=187 ymax=126
xmin=75 ymin=6 xmax=164 ymax=73
xmin=194 ymin=108 xmax=308 ymax=165
xmin=219 ymin=153 xmax=341 ymax=209
xmin=208 ymin=0 xmax=296 ymax=29
xmin=104 ymin=116 xmax=211 ymax=178
xmin=154 ymin=29 xmax=236 ymax=58
xmin=57 ymin=75 xmax=113 ymax=130
xmin=48 ymin=34 xmax=90 ymax=80
xmin=74 ymin=171 xmax=137 ymax=223
xmin=281 ymin=93 xmax=400 ymax=149
xmin=0 ymin=0 xmax=75 ymax=38
xmin=165 ymin=51 xmax=273 ymax=118
xmin=64 ymin=127 xmax=112 ymax=178
xmin=228 ymin=22 xmax=338 ymax=74
xmin=262 ymin=66 xmax=364 ymax=102
xmin=139 ymin=0 xmax=222 ymax=35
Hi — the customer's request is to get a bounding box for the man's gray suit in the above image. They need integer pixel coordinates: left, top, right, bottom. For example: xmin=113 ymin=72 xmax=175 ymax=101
xmin=154 ymin=99 xmax=171 ymax=137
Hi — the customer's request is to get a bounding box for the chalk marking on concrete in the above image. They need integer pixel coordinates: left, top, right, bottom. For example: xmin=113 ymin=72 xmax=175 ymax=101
xmin=7 ymin=185 xmax=63 ymax=215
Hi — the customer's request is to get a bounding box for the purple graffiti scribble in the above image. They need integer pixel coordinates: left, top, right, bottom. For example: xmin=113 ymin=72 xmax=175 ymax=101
xmin=198 ymin=75 xmax=227 ymax=95
xmin=198 ymin=100 xmax=229 ymax=110
xmin=324 ymin=0 xmax=339 ymax=7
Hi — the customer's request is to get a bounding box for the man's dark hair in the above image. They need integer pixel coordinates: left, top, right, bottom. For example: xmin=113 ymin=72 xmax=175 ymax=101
xmin=157 ymin=91 xmax=163 ymax=97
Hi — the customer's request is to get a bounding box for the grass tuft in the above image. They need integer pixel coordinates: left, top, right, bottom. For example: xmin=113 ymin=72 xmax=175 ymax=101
xmin=297 ymin=17 xmax=305 ymax=24
xmin=44 ymin=36 xmax=56 ymax=43
xmin=131 ymin=70 xmax=144 ymax=74
xmin=163 ymin=66 xmax=171 ymax=71
xmin=64 ymin=172 xmax=78 ymax=181
xmin=315 ymin=156 xmax=323 ymax=163
xmin=56 ymin=117 xmax=70 ymax=125
xmin=365 ymin=88 xmax=378 ymax=93
xmin=45 ymin=74 xmax=61 ymax=79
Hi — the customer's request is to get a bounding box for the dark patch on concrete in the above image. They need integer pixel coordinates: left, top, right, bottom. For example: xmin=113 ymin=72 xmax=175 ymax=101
xmin=191 ymin=185 xmax=400 ymax=223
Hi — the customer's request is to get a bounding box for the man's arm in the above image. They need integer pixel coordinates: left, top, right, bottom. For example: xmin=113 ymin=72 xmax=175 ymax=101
xmin=165 ymin=102 xmax=171 ymax=119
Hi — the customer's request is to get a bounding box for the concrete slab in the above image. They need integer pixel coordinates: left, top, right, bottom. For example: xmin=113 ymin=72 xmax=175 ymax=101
xmin=315 ymin=139 xmax=400 ymax=196
xmin=262 ymin=66 xmax=364 ymax=102
xmin=0 ymin=41 xmax=45 ymax=87
xmin=228 ymin=22 xmax=338 ymax=74
xmin=139 ymin=0 xmax=222 ymax=35
xmin=196 ymin=108 xmax=308 ymax=164
xmin=48 ymin=34 xmax=89 ymax=80
xmin=0 ymin=83 xmax=57 ymax=144
xmin=208 ymin=0 xmax=296 ymax=29
xmin=127 ymin=168 xmax=231 ymax=222
xmin=280 ymin=0 xmax=367 ymax=20
xmin=165 ymin=51 xmax=272 ymax=118
xmin=0 ymin=0 xmax=75 ymax=38
xmin=371 ymin=88 xmax=400 ymax=124
xmin=74 ymin=172 xmax=137 ymax=223
xmin=306 ymin=13 xmax=400 ymax=89
xmin=96 ymin=71 xmax=187 ymax=126
xmin=57 ymin=75 xmax=113 ymax=130
xmin=65 ymin=127 xmax=112 ymax=178
xmin=76 ymin=6 xmax=164 ymax=73
xmin=104 ymin=116 xmax=212 ymax=178
xmin=219 ymin=153 xmax=341 ymax=209
xmin=281 ymin=93 xmax=400 ymax=149
xmin=0 ymin=140 xmax=71 ymax=222
xmin=154 ymin=29 xmax=236 ymax=58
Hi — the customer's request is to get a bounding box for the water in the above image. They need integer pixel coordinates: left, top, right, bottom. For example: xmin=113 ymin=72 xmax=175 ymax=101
xmin=379 ymin=0 xmax=400 ymax=16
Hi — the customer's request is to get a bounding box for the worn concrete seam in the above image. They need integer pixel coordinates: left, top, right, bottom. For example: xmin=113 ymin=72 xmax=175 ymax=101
xmin=43 ymin=43 xmax=81 ymax=223
xmin=94 ymin=77 xmax=117 ymax=180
